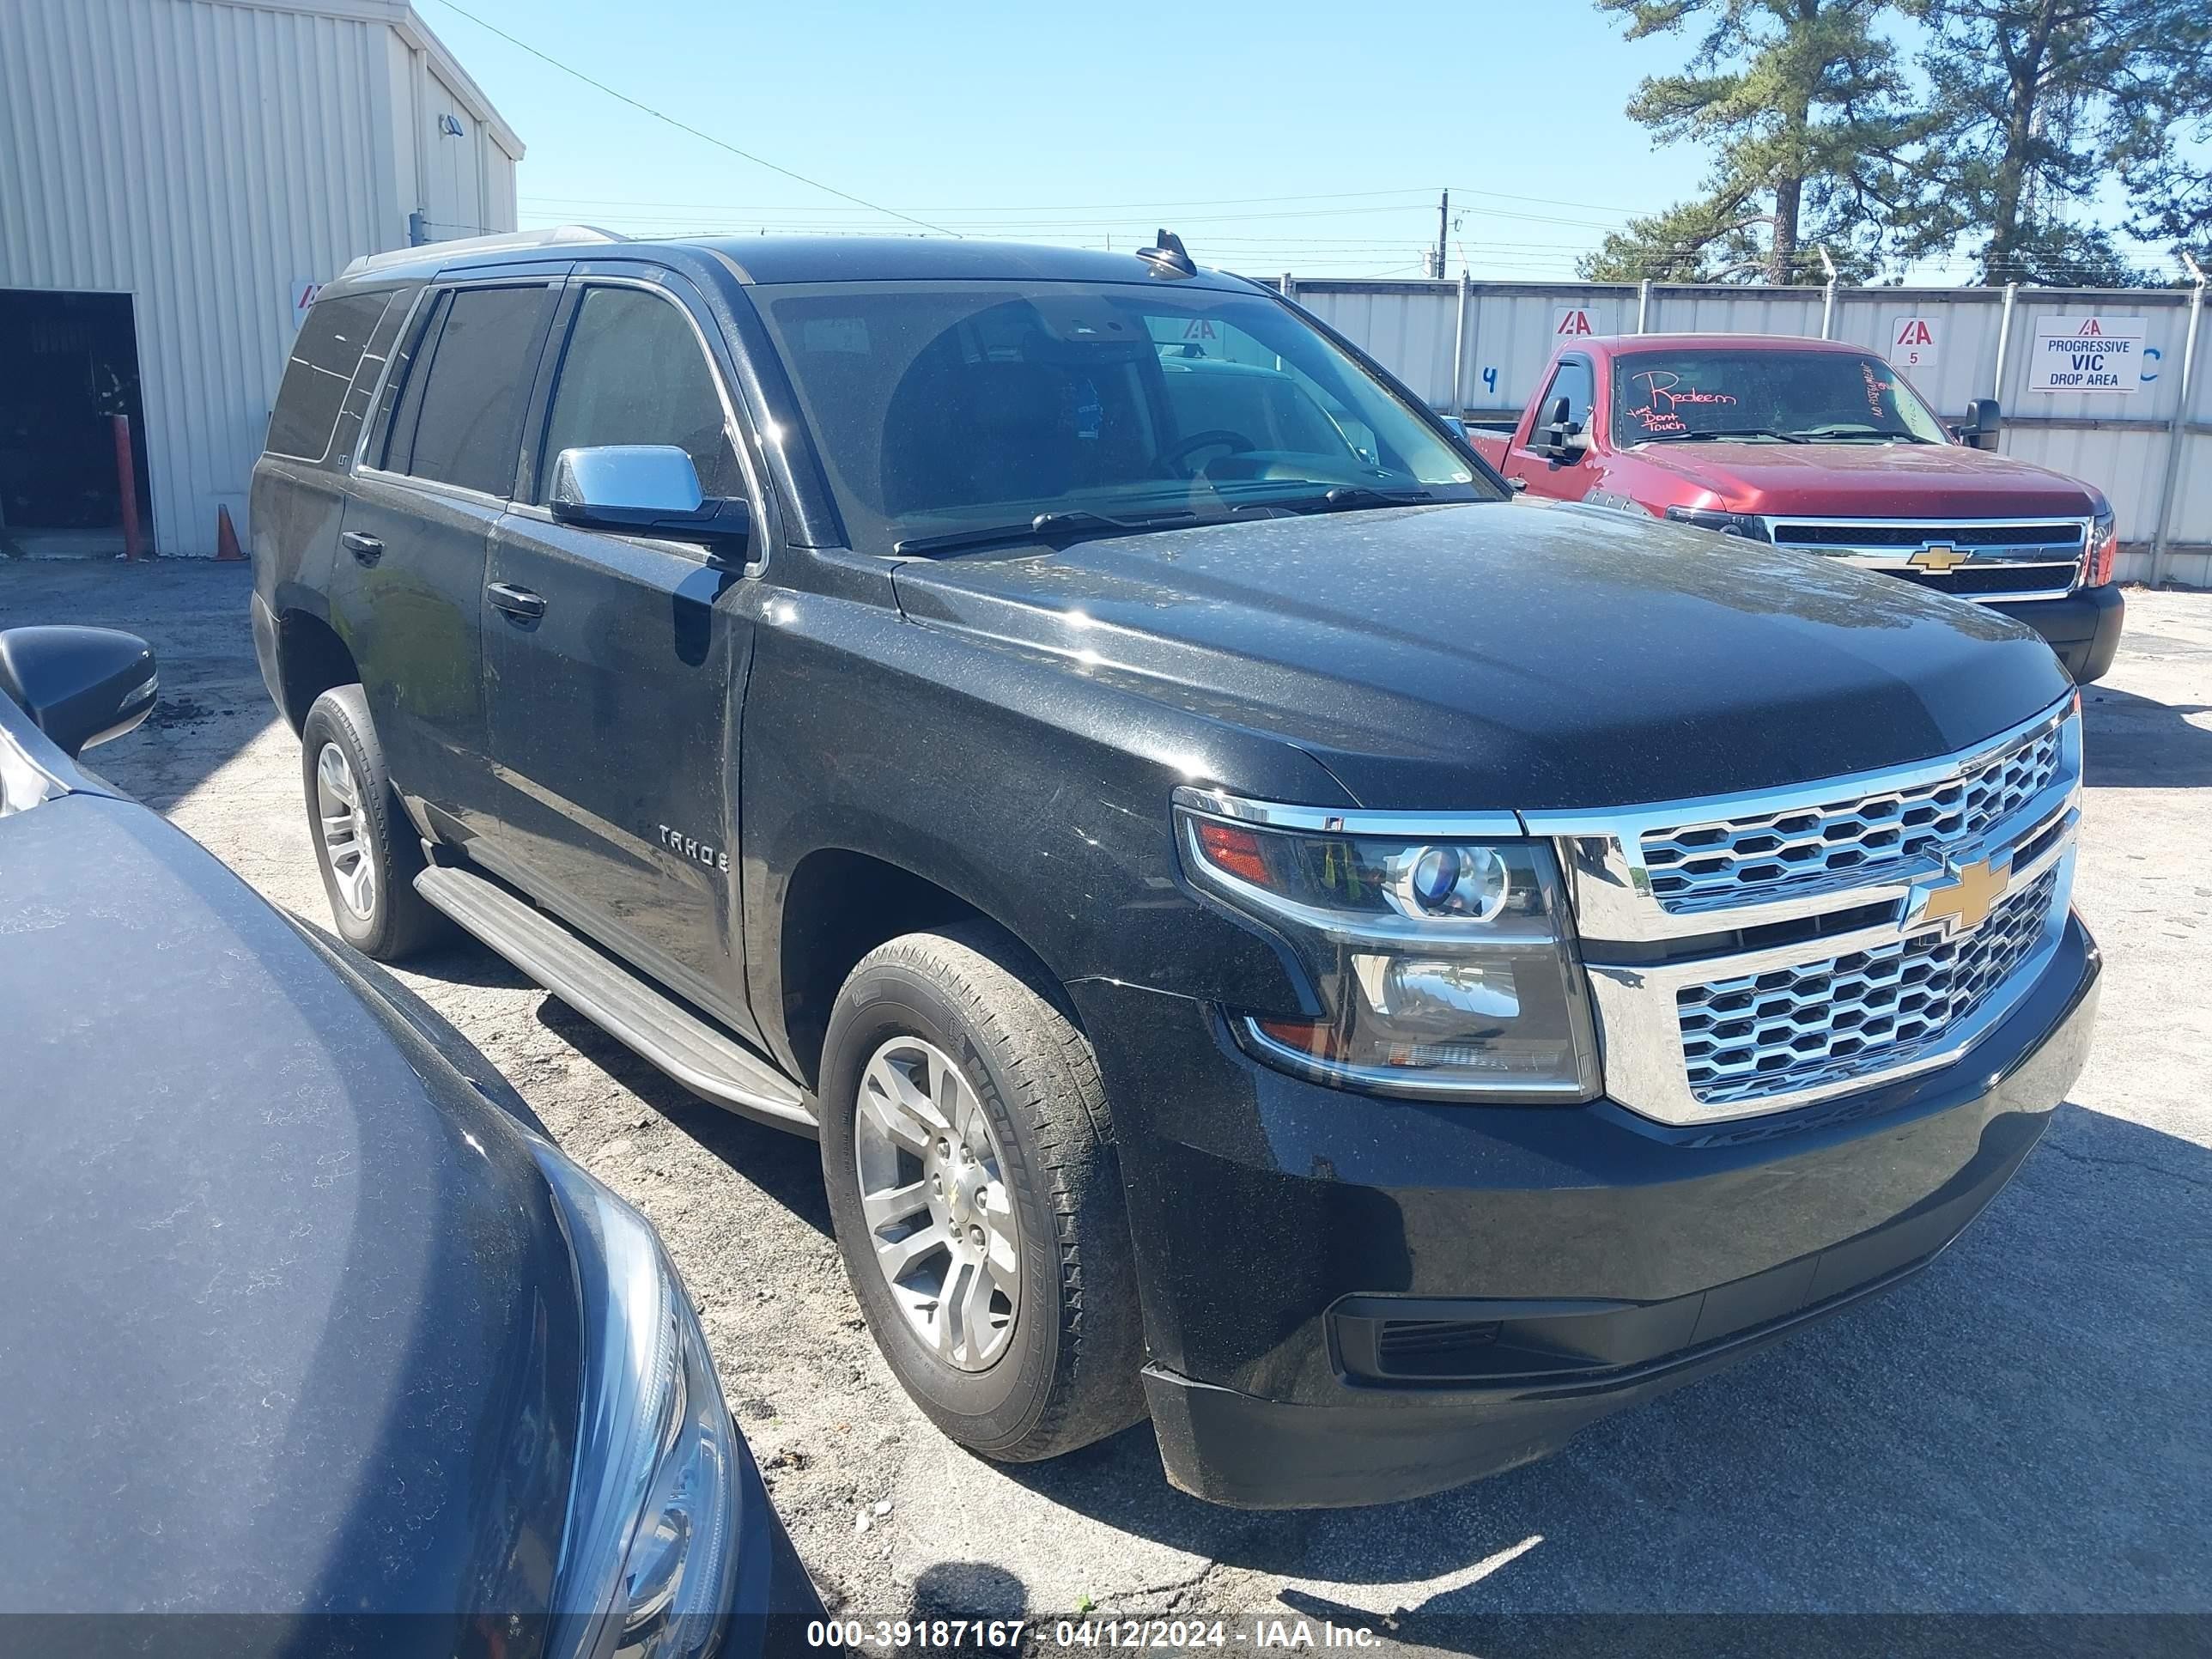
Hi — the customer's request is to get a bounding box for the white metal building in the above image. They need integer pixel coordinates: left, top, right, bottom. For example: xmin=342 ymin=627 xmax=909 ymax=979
xmin=0 ymin=0 xmax=522 ymax=558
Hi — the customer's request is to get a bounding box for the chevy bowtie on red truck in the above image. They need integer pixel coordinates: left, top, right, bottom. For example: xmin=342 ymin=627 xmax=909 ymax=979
xmin=1468 ymin=333 xmax=2124 ymax=682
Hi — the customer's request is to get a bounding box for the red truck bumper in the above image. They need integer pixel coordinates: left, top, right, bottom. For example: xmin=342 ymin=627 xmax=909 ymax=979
xmin=1990 ymin=583 xmax=2124 ymax=684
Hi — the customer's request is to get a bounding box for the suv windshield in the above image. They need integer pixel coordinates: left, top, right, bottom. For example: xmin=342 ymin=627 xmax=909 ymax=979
xmin=1613 ymin=348 xmax=1951 ymax=447
xmin=751 ymin=279 xmax=1491 ymax=551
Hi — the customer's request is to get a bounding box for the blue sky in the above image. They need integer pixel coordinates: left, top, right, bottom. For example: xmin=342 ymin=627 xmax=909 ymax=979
xmin=421 ymin=0 xmax=2172 ymax=284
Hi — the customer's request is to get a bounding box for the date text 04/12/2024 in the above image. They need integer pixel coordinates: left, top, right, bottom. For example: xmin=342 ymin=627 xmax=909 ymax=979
xmin=805 ymin=1619 xmax=1387 ymax=1650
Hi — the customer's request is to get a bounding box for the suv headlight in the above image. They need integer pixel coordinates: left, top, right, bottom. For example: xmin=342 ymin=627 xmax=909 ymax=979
xmin=1175 ymin=796 xmax=1601 ymax=1101
xmin=538 ymin=1146 xmax=738 ymax=1659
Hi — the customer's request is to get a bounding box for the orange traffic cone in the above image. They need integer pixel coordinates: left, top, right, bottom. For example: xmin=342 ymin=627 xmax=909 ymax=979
xmin=215 ymin=504 xmax=244 ymax=561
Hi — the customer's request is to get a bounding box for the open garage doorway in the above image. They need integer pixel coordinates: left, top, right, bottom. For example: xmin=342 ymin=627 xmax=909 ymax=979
xmin=0 ymin=289 xmax=154 ymax=559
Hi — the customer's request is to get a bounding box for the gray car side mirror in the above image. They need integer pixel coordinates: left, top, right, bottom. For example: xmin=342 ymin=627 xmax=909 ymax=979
xmin=0 ymin=626 xmax=158 ymax=758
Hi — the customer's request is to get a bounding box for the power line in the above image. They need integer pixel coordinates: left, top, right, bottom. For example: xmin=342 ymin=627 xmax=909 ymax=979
xmin=520 ymin=203 xmax=1632 ymax=243
xmin=423 ymin=0 xmax=960 ymax=238
xmin=1448 ymin=184 xmax=1645 ymax=218
xmin=520 ymin=183 xmax=1656 ymax=223
xmin=518 ymin=185 xmax=1454 ymax=216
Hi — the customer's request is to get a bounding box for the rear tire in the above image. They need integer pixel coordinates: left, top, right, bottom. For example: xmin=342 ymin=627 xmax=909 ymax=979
xmin=819 ymin=923 xmax=1146 ymax=1462
xmin=300 ymin=684 xmax=447 ymax=961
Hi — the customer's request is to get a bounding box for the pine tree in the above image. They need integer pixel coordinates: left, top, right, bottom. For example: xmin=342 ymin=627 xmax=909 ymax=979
xmin=1583 ymin=0 xmax=1911 ymax=285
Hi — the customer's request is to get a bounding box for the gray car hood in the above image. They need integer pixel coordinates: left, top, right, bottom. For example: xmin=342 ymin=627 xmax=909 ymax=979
xmin=0 ymin=792 xmax=580 ymax=1631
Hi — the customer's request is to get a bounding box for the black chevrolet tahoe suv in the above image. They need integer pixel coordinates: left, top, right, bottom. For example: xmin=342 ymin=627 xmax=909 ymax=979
xmin=252 ymin=229 xmax=2100 ymax=1510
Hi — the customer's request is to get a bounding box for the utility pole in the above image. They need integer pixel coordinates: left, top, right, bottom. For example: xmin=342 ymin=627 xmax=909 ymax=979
xmin=1431 ymin=189 xmax=1449 ymax=280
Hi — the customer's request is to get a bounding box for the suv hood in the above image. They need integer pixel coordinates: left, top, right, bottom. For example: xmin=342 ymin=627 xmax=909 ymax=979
xmin=889 ymin=499 xmax=2073 ymax=810
xmin=0 ymin=793 xmax=578 ymax=1637
xmin=1632 ymin=440 xmax=2097 ymax=518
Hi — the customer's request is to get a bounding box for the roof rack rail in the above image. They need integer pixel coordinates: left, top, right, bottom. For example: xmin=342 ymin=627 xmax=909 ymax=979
xmin=338 ymin=225 xmax=627 ymax=281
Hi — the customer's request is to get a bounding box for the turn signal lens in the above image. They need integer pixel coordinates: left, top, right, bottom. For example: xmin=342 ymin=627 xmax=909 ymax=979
xmin=1194 ymin=820 xmax=1272 ymax=887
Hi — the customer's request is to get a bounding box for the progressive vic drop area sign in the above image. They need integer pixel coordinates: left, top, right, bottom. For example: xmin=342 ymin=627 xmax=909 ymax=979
xmin=2027 ymin=314 xmax=2146 ymax=393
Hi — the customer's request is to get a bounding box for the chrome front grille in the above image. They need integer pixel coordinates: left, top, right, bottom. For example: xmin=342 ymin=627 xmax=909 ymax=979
xmin=1641 ymin=717 xmax=2064 ymax=912
xmin=1528 ymin=694 xmax=2081 ymax=1127
xmin=1761 ymin=516 xmax=2087 ymax=603
xmin=1676 ymin=866 xmax=2059 ymax=1107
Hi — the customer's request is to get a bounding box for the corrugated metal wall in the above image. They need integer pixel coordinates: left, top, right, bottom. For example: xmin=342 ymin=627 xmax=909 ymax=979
xmin=0 ymin=0 xmax=520 ymax=557
xmin=1289 ymin=276 xmax=2210 ymax=587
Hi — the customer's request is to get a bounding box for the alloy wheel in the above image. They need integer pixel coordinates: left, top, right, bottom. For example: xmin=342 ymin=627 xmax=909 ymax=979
xmin=853 ymin=1036 xmax=1020 ymax=1371
xmin=313 ymin=741 xmax=376 ymax=921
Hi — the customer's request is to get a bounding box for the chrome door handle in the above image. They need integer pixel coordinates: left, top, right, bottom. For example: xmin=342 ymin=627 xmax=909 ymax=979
xmin=340 ymin=531 xmax=383 ymax=565
xmin=486 ymin=582 xmax=546 ymax=621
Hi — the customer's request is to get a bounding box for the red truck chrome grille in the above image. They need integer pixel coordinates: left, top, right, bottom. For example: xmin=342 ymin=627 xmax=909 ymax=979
xmin=1764 ymin=516 xmax=2087 ymax=602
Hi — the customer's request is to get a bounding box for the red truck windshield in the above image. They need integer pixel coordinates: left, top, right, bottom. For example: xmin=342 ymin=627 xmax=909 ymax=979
xmin=1611 ymin=348 xmax=1951 ymax=447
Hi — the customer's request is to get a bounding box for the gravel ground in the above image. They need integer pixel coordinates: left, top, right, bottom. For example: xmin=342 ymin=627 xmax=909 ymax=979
xmin=6 ymin=559 xmax=2208 ymax=1623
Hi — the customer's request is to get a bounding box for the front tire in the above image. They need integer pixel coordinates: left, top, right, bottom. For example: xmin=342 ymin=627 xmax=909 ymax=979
xmin=819 ymin=924 xmax=1146 ymax=1462
xmin=300 ymin=684 xmax=447 ymax=961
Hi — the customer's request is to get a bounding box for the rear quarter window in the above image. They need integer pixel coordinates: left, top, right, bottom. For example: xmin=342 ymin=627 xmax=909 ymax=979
xmin=267 ymin=292 xmax=395 ymax=462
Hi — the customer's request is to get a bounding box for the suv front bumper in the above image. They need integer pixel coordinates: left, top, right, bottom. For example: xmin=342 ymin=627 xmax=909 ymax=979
xmin=1072 ymin=915 xmax=2100 ymax=1509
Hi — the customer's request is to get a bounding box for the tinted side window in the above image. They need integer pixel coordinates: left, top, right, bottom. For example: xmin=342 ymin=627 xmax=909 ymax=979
xmin=1533 ymin=359 xmax=1594 ymax=431
xmin=397 ymin=284 xmax=555 ymax=496
xmin=267 ymin=292 xmax=393 ymax=461
xmin=538 ymin=287 xmax=741 ymax=501
xmin=325 ymin=287 xmax=416 ymax=467
xmin=379 ymin=289 xmax=447 ymax=473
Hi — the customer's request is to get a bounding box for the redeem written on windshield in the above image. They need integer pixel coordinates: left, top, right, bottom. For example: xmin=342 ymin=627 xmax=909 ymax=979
xmin=1613 ymin=349 xmax=1952 ymax=445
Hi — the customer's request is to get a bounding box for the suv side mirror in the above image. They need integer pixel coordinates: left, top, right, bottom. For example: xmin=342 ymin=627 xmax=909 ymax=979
xmin=0 ymin=626 xmax=158 ymax=759
xmin=1959 ymin=398 xmax=2002 ymax=451
xmin=548 ymin=445 xmax=751 ymax=549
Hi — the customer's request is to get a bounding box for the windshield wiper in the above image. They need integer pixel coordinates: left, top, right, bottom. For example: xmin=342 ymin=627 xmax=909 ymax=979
xmin=1224 ymin=484 xmax=1438 ymax=514
xmin=893 ymin=507 xmax=1200 ymax=557
xmin=1650 ymin=427 xmax=1809 ymax=444
xmin=1784 ymin=423 xmax=1930 ymax=443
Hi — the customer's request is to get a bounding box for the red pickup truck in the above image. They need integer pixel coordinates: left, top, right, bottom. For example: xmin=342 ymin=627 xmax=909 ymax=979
xmin=1466 ymin=333 xmax=2124 ymax=682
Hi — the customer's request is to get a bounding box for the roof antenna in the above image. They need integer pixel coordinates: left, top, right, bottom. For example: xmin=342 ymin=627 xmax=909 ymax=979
xmin=1137 ymin=228 xmax=1195 ymax=277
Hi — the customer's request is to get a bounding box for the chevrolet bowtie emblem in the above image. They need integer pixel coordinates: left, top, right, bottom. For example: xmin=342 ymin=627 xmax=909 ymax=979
xmin=1909 ymin=544 xmax=1972 ymax=572
xmin=1911 ymin=855 xmax=2010 ymax=937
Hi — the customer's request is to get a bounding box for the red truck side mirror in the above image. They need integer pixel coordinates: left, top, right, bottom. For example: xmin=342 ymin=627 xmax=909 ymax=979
xmin=1541 ymin=397 xmax=1589 ymax=462
xmin=1958 ymin=398 xmax=2002 ymax=451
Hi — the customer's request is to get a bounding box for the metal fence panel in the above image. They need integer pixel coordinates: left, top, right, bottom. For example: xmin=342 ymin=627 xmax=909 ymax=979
xmin=1825 ymin=290 xmax=2008 ymax=418
xmin=1292 ymin=282 xmax=1462 ymax=410
xmin=1462 ymin=285 xmax=1638 ymax=411
xmin=1648 ymin=286 xmax=1826 ymax=342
